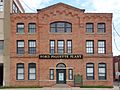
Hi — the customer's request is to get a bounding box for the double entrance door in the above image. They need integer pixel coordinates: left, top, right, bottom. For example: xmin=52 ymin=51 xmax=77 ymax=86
xmin=56 ymin=69 xmax=66 ymax=84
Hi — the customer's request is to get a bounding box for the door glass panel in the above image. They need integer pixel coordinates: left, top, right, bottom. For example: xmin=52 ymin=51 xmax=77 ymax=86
xmin=59 ymin=73 xmax=64 ymax=81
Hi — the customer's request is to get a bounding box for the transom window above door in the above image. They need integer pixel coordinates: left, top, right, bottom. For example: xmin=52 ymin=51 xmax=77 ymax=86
xmin=50 ymin=22 xmax=72 ymax=33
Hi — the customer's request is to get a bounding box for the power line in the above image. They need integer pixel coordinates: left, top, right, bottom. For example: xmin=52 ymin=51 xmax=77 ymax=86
xmin=20 ymin=0 xmax=36 ymax=12
xmin=113 ymin=23 xmax=120 ymax=38
xmin=113 ymin=32 xmax=120 ymax=51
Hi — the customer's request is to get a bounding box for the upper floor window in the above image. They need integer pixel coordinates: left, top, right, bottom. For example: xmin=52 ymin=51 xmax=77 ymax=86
xmin=50 ymin=22 xmax=72 ymax=33
xmin=28 ymin=40 xmax=36 ymax=54
xmin=98 ymin=23 xmax=105 ymax=33
xmin=17 ymin=40 xmax=24 ymax=54
xmin=0 ymin=0 xmax=3 ymax=12
xmin=50 ymin=40 xmax=55 ymax=54
xmin=28 ymin=23 xmax=36 ymax=33
xmin=86 ymin=40 xmax=94 ymax=54
xmin=98 ymin=40 xmax=106 ymax=54
xmin=67 ymin=40 xmax=72 ymax=53
xmin=17 ymin=23 xmax=24 ymax=33
xmin=58 ymin=40 xmax=64 ymax=54
xmin=86 ymin=23 xmax=94 ymax=33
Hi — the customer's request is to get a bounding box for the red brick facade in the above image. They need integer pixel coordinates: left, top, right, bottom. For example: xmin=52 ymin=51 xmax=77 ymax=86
xmin=10 ymin=3 xmax=113 ymax=87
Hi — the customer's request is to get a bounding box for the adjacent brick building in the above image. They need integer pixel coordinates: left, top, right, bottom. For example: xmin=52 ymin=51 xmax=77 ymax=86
xmin=113 ymin=55 xmax=120 ymax=81
xmin=9 ymin=3 xmax=113 ymax=87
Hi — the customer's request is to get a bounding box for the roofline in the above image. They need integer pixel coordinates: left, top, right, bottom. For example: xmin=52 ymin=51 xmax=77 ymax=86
xmin=37 ymin=2 xmax=85 ymax=13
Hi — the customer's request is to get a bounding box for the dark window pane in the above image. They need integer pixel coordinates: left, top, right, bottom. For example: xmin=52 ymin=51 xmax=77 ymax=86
xmin=86 ymin=63 xmax=94 ymax=80
xmin=50 ymin=22 xmax=72 ymax=33
xmin=58 ymin=41 xmax=64 ymax=54
xmin=98 ymin=23 xmax=105 ymax=33
xmin=86 ymin=23 xmax=93 ymax=33
xmin=28 ymin=63 xmax=36 ymax=80
xmin=28 ymin=23 xmax=36 ymax=33
xmin=28 ymin=40 xmax=36 ymax=54
xmin=17 ymin=40 xmax=24 ymax=54
xmin=17 ymin=63 xmax=24 ymax=80
xmin=17 ymin=23 xmax=24 ymax=33
xmin=98 ymin=63 xmax=106 ymax=80
xmin=50 ymin=40 xmax=55 ymax=54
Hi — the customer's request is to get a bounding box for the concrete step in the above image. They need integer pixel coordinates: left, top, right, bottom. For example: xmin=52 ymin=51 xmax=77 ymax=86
xmin=52 ymin=84 xmax=71 ymax=88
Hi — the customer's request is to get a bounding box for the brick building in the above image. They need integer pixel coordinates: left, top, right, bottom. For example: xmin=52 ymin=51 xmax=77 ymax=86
xmin=113 ymin=55 xmax=120 ymax=81
xmin=9 ymin=3 xmax=113 ymax=87
xmin=0 ymin=0 xmax=24 ymax=86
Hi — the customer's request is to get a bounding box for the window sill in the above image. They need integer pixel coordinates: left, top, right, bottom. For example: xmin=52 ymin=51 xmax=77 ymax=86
xmin=17 ymin=54 xmax=25 ymax=56
xmin=16 ymin=80 xmax=25 ymax=81
xmin=85 ymin=33 xmax=95 ymax=34
xmin=96 ymin=33 xmax=106 ymax=34
xmin=16 ymin=33 xmax=25 ymax=34
xmin=97 ymin=80 xmax=107 ymax=81
xmin=28 ymin=33 xmax=37 ymax=34
xmin=49 ymin=32 xmax=72 ymax=35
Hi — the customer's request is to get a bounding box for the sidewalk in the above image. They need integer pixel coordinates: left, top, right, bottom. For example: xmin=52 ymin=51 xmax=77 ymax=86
xmin=0 ymin=86 xmax=119 ymax=90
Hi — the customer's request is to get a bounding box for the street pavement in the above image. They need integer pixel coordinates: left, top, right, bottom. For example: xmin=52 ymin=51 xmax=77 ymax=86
xmin=0 ymin=86 xmax=119 ymax=90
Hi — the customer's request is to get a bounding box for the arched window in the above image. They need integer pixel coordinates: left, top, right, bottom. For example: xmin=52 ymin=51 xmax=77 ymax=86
xmin=56 ymin=63 xmax=66 ymax=68
xmin=16 ymin=63 xmax=24 ymax=80
xmin=28 ymin=63 xmax=36 ymax=80
xmin=98 ymin=63 xmax=106 ymax=80
xmin=50 ymin=22 xmax=72 ymax=33
xmin=86 ymin=63 xmax=94 ymax=80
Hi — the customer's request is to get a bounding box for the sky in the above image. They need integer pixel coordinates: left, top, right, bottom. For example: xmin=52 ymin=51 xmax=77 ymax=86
xmin=20 ymin=0 xmax=120 ymax=56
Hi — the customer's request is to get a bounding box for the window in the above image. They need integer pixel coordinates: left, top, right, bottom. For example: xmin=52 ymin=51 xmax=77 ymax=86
xmin=58 ymin=40 xmax=64 ymax=54
xmin=0 ymin=0 xmax=3 ymax=11
xmin=50 ymin=69 xmax=54 ymax=80
xmin=50 ymin=22 xmax=72 ymax=33
xmin=17 ymin=40 xmax=24 ymax=54
xmin=86 ymin=63 xmax=94 ymax=80
xmin=86 ymin=40 xmax=94 ymax=54
xmin=50 ymin=40 xmax=55 ymax=54
xmin=28 ymin=63 xmax=36 ymax=80
xmin=86 ymin=23 xmax=94 ymax=33
xmin=67 ymin=40 xmax=72 ymax=53
xmin=0 ymin=40 xmax=4 ymax=54
xmin=28 ymin=23 xmax=36 ymax=33
xmin=17 ymin=23 xmax=24 ymax=33
xmin=16 ymin=63 xmax=24 ymax=80
xmin=28 ymin=40 xmax=36 ymax=54
xmin=98 ymin=63 xmax=106 ymax=80
xmin=98 ymin=23 xmax=105 ymax=33
xmin=98 ymin=40 xmax=106 ymax=54
xmin=68 ymin=69 xmax=73 ymax=80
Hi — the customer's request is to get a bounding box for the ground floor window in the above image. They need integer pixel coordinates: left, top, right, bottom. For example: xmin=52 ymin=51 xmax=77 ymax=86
xmin=16 ymin=63 xmax=24 ymax=80
xmin=86 ymin=63 xmax=94 ymax=80
xmin=50 ymin=69 xmax=54 ymax=80
xmin=98 ymin=63 xmax=106 ymax=80
xmin=28 ymin=63 xmax=36 ymax=80
xmin=68 ymin=69 xmax=73 ymax=80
